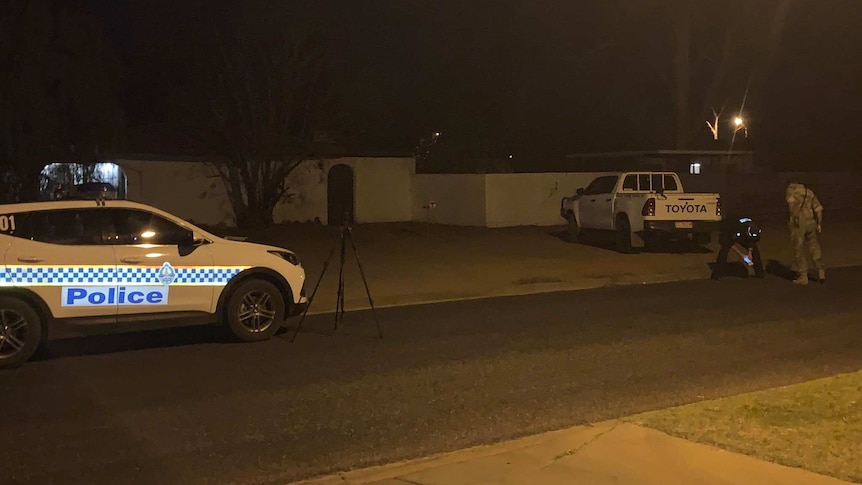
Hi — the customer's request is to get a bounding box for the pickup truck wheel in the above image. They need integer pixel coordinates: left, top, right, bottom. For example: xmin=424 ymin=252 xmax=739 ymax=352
xmin=0 ymin=297 xmax=42 ymax=370
xmin=616 ymin=217 xmax=633 ymax=254
xmin=566 ymin=213 xmax=579 ymax=242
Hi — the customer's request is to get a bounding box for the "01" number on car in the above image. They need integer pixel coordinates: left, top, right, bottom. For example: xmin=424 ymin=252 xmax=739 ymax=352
xmin=0 ymin=214 xmax=17 ymax=233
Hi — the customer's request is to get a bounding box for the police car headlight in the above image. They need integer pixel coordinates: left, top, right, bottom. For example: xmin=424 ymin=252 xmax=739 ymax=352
xmin=268 ymin=250 xmax=300 ymax=266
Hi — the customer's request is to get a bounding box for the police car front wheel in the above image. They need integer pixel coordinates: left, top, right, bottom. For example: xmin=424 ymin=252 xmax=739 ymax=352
xmin=225 ymin=280 xmax=285 ymax=342
xmin=0 ymin=297 xmax=43 ymax=370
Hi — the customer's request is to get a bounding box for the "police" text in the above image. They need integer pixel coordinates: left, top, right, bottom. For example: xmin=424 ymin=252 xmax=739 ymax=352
xmin=61 ymin=286 xmax=169 ymax=307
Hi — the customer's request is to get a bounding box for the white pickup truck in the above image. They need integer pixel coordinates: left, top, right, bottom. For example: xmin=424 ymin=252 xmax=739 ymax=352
xmin=559 ymin=172 xmax=722 ymax=252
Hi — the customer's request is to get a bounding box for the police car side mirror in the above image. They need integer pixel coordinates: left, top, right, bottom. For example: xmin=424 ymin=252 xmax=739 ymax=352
xmin=576 ymin=188 xmax=585 ymax=196
xmin=177 ymin=229 xmax=195 ymax=247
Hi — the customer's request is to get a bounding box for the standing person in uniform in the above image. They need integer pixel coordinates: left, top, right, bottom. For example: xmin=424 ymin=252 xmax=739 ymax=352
xmin=785 ymin=178 xmax=825 ymax=285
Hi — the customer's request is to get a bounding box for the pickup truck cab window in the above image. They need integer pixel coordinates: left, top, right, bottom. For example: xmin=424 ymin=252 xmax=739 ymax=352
xmin=583 ymin=176 xmax=619 ymax=195
xmin=638 ymin=174 xmax=650 ymax=191
xmin=635 ymin=173 xmax=680 ymax=192
xmin=622 ymin=175 xmax=637 ymax=191
xmin=664 ymin=174 xmax=679 ymax=191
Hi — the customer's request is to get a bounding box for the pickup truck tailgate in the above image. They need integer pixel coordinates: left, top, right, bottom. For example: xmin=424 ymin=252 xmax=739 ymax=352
xmin=652 ymin=194 xmax=721 ymax=221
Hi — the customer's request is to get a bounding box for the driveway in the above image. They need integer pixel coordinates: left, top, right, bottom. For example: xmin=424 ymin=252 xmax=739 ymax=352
xmin=225 ymin=216 xmax=862 ymax=313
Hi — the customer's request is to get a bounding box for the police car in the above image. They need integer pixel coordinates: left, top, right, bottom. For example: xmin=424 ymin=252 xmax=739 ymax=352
xmin=0 ymin=199 xmax=307 ymax=369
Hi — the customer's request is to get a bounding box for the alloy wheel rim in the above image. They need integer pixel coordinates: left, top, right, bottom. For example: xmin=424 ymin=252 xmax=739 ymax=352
xmin=0 ymin=309 xmax=29 ymax=359
xmin=237 ymin=290 xmax=276 ymax=333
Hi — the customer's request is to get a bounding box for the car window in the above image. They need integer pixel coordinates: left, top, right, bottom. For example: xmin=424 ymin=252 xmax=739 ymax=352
xmin=622 ymin=175 xmax=637 ymax=191
xmin=6 ymin=209 xmax=117 ymax=245
xmin=111 ymin=209 xmax=189 ymax=245
xmin=583 ymin=176 xmax=619 ymax=195
xmin=664 ymin=174 xmax=679 ymax=191
xmin=651 ymin=174 xmax=664 ymax=191
xmin=638 ymin=174 xmax=650 ymax=191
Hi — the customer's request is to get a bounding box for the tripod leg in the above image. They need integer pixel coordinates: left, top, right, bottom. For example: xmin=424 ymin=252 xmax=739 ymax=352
xmin=335 ymin=229 xmax=347 ymax=330
xmin=289 ymin=238 xmax=338 ymax=343
xmin=347 ymin=228 xmax=383 ymax=339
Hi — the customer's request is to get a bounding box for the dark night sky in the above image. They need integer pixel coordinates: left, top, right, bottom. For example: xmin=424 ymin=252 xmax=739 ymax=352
xmin=80 ymin=1 xmax=862 ymax=170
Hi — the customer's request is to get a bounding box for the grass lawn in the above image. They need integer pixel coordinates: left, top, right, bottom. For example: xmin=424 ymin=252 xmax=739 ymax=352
xmin=630 ymin=371 xmax=862 ymax=483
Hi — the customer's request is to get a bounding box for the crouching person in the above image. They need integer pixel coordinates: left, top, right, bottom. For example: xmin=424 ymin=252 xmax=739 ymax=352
xmin=712 ymin=216 xmax=764 ymax=280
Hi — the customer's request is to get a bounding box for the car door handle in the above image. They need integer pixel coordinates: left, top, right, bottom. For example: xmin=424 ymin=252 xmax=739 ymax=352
xmin=590 ymin=199 xmax=596 ymax=202
xmin=17 ymin=256 xmax=43 ymax=263
xmin=121 ymin=257 xmax=142 ymax=264
xmin=605 ymin=198 xmax=612 ymax=202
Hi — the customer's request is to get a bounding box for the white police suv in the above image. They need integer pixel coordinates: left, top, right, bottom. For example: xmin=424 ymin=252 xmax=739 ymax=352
xmin=0 ymin=199 xmax=307 ymax=369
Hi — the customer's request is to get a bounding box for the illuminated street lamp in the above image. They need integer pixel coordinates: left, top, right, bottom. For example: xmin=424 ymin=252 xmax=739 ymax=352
xmin=733 ymin=116 xmax=748 ymax=138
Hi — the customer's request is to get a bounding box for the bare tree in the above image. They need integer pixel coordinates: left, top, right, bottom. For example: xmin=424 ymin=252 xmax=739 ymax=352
xmin=174 ymin=3 xmax=332 ymax=228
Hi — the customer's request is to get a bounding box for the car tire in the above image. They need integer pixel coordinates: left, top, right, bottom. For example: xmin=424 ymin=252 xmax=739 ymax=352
xmin=616 ymin=216 xmax=633 ymax=254
xmin=0 ymin=297 xmax=43 ymax=370
xmin=566 ymin=213 xmax=580 ymax=242
xmin=225 ymin=279 xmax=286 ymax=342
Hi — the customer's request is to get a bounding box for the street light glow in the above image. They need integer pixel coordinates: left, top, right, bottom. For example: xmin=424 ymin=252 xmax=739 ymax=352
xmin=732 ymin=116 xmax=749 ymax=138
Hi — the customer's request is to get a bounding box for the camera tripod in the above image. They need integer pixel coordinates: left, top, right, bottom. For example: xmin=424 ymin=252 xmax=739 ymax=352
xmin=289 ymin=219 xmax=382 ymax=342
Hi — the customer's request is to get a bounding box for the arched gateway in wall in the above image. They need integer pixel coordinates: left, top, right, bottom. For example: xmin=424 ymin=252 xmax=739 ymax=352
xmin=327 ymin=163 xmax=355 ymax=226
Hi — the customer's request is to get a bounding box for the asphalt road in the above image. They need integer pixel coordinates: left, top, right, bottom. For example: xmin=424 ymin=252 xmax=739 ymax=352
xmin=2 ymin=267 xmax=862 ymax=485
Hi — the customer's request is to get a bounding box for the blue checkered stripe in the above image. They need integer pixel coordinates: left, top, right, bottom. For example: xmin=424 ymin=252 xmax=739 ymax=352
xmin=1 ymin=266 xmax=248 ymax=286
xmin=115 ymin=267 xmax=245 ymax=285
xmin=176 ymin=267 xmax=245 ymax=285
xmin=3 ymin=266 xmax=115 ymax=285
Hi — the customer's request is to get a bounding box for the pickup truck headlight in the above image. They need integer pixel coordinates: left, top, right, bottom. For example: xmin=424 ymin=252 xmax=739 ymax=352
xmin=268 ymin=250 xmax=300 ymax=266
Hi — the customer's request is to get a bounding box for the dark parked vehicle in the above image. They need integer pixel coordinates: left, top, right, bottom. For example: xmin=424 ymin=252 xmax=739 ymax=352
xmin=64 ymin=182 xmax=118 ymax=200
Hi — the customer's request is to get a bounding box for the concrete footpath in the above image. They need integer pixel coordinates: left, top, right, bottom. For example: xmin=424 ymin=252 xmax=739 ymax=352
xmin=290 ymin=421 xmax=853 ymax=485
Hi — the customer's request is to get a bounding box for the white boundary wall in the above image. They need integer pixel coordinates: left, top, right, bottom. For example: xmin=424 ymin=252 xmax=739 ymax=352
xmin=412 ymin=174 xmax=487 ymax=226
xmin=116 ymin=157 xmax=415 ymax=226
xmin=413 ymin=172 xmax=611 ymax=227
xmin=114 ymin=157 xmax=861 ymax=228
xmin=484 ymin=172 xmax=614 ymax=227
